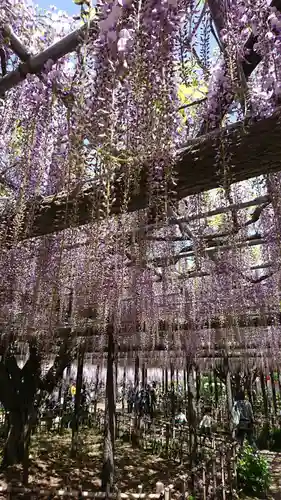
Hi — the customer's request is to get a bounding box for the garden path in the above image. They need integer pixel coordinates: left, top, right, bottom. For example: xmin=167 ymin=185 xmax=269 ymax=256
xmin=261 ymin=451 xmax=281 ymax=500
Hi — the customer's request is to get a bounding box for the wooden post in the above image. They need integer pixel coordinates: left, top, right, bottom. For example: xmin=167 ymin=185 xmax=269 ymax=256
xmin=202 ymin=463 xmax=207 ymax=500
xmin=270 ymin=370 xmax=278 ymax=417
xmin=183 ymin=369 xmax=187 ymax=409
xmin=195 ymin=366 xmax=201 ymax=416
xmin=260 ymin=369 xmax=269 ymax=420
xmin=224 ymin=356 xmax=233 ymax=424
xmin=170 ymin=364 xmax=175 ymax=419
xmin=277 ymin=369 xmax=281 ymax=396
xmin=227 ymin=447 xmax=233 ymax=498
xmin=165 ymin=423 xmax=170 ymax=457
xmin=221 ymin=452 xmax=226 ymax=500
xmin=122 ymin=366 xmax=126 ymax=413
xmin=214 ymin=369 xmax=219 ymax=407
xmin=60 ymin=363 xmax=71 ymax=433
xmin=134 ymin=356 xmax=140 ymax=390
xmin=101 ymin=323 xmax=116 ymax=493
xmin=115 ymin=350 xmax=118 ymax=408
xmin=165 ymin=369 xmax=168 ymax=393
xmin=71 ymin=342 xmax=86 ymax=457
xmin=187 ymin=359 xmax=197 ymax=497
xmin=93 ymin=364 xmax=100 ymax=415
xmin=232 ymin=442 xmax=238 ymax=492
xmin=141 ymin=364 xmax=146 ymax=388
xmin=164 ymin=487 xmax=171 ymax=500
xmin=212 ymin=437 xmax=217 ymax=494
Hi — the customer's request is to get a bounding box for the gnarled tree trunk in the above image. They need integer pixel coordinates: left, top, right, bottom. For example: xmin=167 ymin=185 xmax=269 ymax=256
xmin=0 ymin=342 xmax=41 ymax=470
xmin=3 ymin=410 xmax=27 ymax=467
xmin=0 ymin=333 xmax=75 ymax=474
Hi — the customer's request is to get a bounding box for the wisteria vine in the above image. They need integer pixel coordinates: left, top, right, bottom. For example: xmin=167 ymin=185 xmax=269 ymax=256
xmin=0 ymin=0 xmax=280 ymax=367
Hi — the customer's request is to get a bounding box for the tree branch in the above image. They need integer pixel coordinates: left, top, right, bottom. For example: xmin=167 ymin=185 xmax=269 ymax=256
xmin=139 ymin=233 xmax=264 ymax=268
xmin=178 ymin=97 xmax=207 ymax=111
xmin=40 ymin=333 xmax=76 ymax=393
xmin=0 ymin=20 xmax=98 ymax=95
xmin=200 ymin=0 xmax=281 ymax=133
xmin=0 ymin=48 xmax=6 ymax=76
xmin=1 ymin=25 xmax=30 ymax=62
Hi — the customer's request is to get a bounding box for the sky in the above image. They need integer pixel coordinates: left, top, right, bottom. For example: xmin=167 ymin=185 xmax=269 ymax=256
xmin=36 ymin=0 xmax=79 ymax=14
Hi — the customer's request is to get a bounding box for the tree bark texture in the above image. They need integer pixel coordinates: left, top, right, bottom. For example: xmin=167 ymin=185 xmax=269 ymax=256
xmin=0 ymin=343 xmax=41 ymax=469
xmin=101 ymin=325 xmax=116 ymax=493
xmin=0 ymin=335 xmax=74 ymax=470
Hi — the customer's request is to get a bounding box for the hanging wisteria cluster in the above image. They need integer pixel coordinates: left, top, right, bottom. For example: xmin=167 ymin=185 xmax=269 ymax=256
xmin=0 ymin=0 xmax=281 ymax=363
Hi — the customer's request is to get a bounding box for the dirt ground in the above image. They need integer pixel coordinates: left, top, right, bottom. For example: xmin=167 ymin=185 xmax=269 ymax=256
xmin=0 ymin=429 xmax=281 ymax=498
xmin=262 ymin=451 xmax=281 ymax=500
xmin=0 ymin=429 xmax=187 ymax=496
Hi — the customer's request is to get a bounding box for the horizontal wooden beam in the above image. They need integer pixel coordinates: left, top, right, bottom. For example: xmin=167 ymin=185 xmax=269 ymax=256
xmin=2 ymin=110 xmax=281 ymax=241
xmin=86 ymin=348 xmax=280 ymax=359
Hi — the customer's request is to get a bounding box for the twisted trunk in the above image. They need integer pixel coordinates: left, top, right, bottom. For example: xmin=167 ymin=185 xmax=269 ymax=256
xmin=0 ymin=334 xmax=74 ymax=471
xmin=0 ymin=345 xmax=41 ymax=470
xmin=3 ymin=410 xmax=28 ymax=467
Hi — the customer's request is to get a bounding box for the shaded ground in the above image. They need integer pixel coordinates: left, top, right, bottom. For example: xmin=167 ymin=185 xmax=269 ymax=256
xmin=263 ymin=451 xmax=281 ymax=500
xmin=0 ymin=428 xmax=281 ymax=498
xmin=0 ymin=429 xmax=187 ymax=496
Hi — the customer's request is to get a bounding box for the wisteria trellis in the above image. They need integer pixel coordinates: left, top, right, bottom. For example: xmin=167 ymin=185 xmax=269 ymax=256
xmin=0 ymin=0 xmax=281 ymax=361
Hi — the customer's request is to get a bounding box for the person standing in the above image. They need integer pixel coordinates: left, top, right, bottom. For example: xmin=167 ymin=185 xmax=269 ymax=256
xmin=199 ymin=407 xmax=213 ymax=443
xmin=175 ymin=409 xmax=187 ymax=425
xmin=232 ymin=390 xmax=255 ymax=447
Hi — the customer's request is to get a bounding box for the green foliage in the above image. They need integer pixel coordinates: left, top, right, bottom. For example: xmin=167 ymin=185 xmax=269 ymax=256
xmin=177 ymin=82 xmax=207 ymax=105
xmin=11 ymin=118 xmax=25 ymax=157
xmin=200 ymin=375 xmax=224 ymax=408
xmin=237 ymin=445 xmax=271 ymax=496
xmin=256 ymin=423 xmax=270 ymax=450
xmin=268 ymin=428 xmax=281 ymax=452
xmin=208 ymin=213 xmax=225 ymax=229
xmin=176 ymin=59 xmax=208 ymax=132
xmin=250 ymin=244 xmax=261 ymax=262
xmin=177 ymin=82 xmax=207 ymax=125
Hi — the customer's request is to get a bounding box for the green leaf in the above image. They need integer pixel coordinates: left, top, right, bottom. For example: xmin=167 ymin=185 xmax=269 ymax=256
xmin=209 ymin=213 xmax=224 ymax=228
xmin=250 ymin=245 xmax=261 ymax=261
xmin=178 ymin=83 xmax=207 ymax=106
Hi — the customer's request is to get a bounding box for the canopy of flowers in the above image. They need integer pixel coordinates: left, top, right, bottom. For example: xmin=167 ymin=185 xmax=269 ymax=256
xmin=0 ymin=0 xmax=281 ymax=360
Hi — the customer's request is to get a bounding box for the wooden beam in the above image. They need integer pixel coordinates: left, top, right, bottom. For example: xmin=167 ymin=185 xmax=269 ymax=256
xmin=52 ymin=312 xmax=281 ymax=337
xmin=2 ymin=25 xmax=30 ymax=62
xmin=0 ymin=20 xmax=97 ymax=95
xmin=2 ymin=110 xmax=281 ymax=241
xmin=87 ymin=347 xmax=281 ymax=358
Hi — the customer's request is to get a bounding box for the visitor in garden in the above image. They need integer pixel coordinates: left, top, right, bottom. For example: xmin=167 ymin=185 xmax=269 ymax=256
xmin=175 ymin=409 xmax=187 ymax=425
xmin=149 ymin=382 xmax=157 ymax=419
xmin=199 ymin=407 xmax=212 ymax=442
xmin=81 ymin=384 xmax=89 ymax=410
xmin=232 ymin=391 xmax=255 ymax=447
xmin=127 ymin=385 xmax=135 ymax=413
